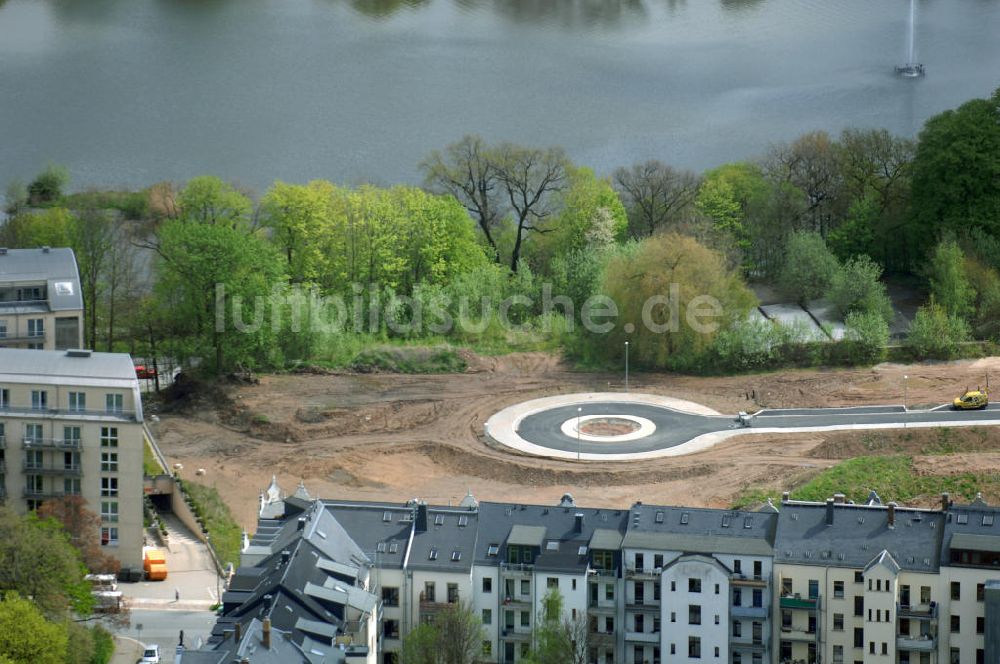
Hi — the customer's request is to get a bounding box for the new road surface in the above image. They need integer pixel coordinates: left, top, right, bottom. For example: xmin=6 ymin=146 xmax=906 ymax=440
xmin=486 ymin=393 xmax=1000 ymax=461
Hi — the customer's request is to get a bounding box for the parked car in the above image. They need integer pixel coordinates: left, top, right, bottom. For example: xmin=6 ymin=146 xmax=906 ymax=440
xmin=135 ymin=365 xmax=157 ymax=379
xmin=139 ymin=644 xmax=160 ymax=663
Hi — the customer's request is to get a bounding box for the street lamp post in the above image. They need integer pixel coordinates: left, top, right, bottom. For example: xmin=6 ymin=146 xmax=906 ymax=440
xmin=625 ymin=341 xmax=629 ymax=393
xmin=577 ymin=407 xmax=582 ymax=461
xmin=904 ymin=375 xmax=909 ymax=411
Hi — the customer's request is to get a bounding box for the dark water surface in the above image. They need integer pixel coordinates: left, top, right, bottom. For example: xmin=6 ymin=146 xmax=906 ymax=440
xmin=0 ymin=0 xmax=998 ymax=191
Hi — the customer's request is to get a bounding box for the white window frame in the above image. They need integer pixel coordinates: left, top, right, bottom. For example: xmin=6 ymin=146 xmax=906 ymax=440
xmin=101 ymin=501 xmax=119 ymax=523
xmin=100 ymin=427 xmax=118 ymax=447
xmin=27 ymin=318 xmax=44 ymax=338
xmin=101 ymin=477 xmax=118 ymax=497
xmin=105 ymin=393 xmax=123 ymax=414
xmin=68 ymin=392 xmax=86 ymax=412
xmin=31 ymin=390 xmax=48 ymax=411
xmin=101 ymin=452 xmax=118 ymax=472
xmin=101 ymin=527 xmax=119 ymax=547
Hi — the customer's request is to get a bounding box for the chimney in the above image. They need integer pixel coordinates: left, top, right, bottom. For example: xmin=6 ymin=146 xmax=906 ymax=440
xmin=297 ymin=517 xmax=306 ymax=531
xmin=941 ymin=492 xmax=951 ymax=512
xmin=781 ymin=492 xmax=790 ymax=503
xmin=887 ymin=502 xmax=897 ymax=528
xmin=235 ymin=622 xmax=242 ymax=642
xmin=281 ymin=550 xmax=291 ymax=565
xmin=833 ymin=493 xmax=846 ymax=504
xmin=415 ymin=503 xmax=428 ymax=532
xmin=574 ymin=513 xmax=584 ymax=533
xmin=262 ymin=617 xmax=271 ymax=649
xmin=825 ymin=498 xmax=835 ymax=526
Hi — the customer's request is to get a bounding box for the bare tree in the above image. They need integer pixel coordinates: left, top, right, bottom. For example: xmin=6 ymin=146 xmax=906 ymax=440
xmin=613 ymin=160 xmax=701 ymax=239
xmin=420 ymin=135 xmax=504 ymax=261
xmin=72 ymin=207 xmax=114 ymax=349
xmin=494 ymin=143 xmax=570 ymax=272
xmin=436 ymin=602 xmax=485 ymax=664
xmin=764 ymin=130 xmax=844 ymax=235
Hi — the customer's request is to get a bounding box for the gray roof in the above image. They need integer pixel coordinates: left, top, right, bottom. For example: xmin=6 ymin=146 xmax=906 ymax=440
xmin=320 ymin=501 xmax=414 ymax=570
xmin=406 ymin=505 xmax=479 ymax=573
xmin=508 ymin=525 xmax=547 ymax=547
xmin=475 ymin=502 xmax=629 ymax=573
xmin=0 ymin=348 xmax=137 ymax=383
xmin=941 ymin=498 xmax=1000 ymax=564
xmin=774 ymin=502 xmax=943 ymax=572
xmin=622 ymin=503 xmax=776 ymax=556
xmin=0 ymin=247 xmax=83 ymax=311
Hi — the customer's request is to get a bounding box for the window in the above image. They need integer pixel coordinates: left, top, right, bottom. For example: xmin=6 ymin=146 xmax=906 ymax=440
xmin=951 ymin=582 xmax=961 ymax=601
xmin=854 ymin=627 xmax=864 ymax=648
xmin=808 ymin=579 xmax=819 ymax=598
xmin=977 ymin=583 xmax=985 ymax=601
xmin=106 ymin=393 xmax=124 ymax=414
xmin=100 ymin=427 xmax=118 ymax=447
xmin=31 ymin=390 xmax=48 ymax=410
xmin=950 ymin=615 xmax=960 ymax=633
xmin=733 ymin=588 xmax=742 ymax=607
xmin=689 ymin=578 xmax=702 ymax=593
xmin=68 ymin=392 xmax=86 ymax=412
xmin=101 ymin=452 xmax=118 ymax=472
xmin=854 ymin=596 xmax=864 ymax=616
xmin=547 ymin=577 xmax=558 ymax=589
xmin=481 ymin=609 xmax=491 ymax=625
xmin=688 ymin=636 xmax=701 ymax=659
xmin=64 ymin=451 xmax=78 ymax=470
xmin=733 ymin=621 xmax=742 ymax=637
xmin=870 ymin=642 xmax=876 ymax=655
xmin=63 ymin=478 xmax=81 ymax=495
xmin=753 ymin=560 xmax=762 ymax=578
xmin=522 ymin=579 xmax=531 ymax=596
xmin=26 ymin=474 xmax=43 ymax=494
xmin=28 ymin=318 xmax=44 ymax=338
xmin=384 ymin=620 xmax=400 ymax=640
xmin=434 ymin=514 xmax=445 ymax=526
xmin=0 ymin=388 xmax=8 ymax=408
xmin=447 ymin=583 xmax=459 ymax=604
xmin=752 ymin=588 xmax=762 ymax=607
xmin=0 ymin=320 xmax=5 ymax=338
xmin=520 ymin=611 xmax=529 ymax=627
xmin=635 ymin=553 xmax=644 ymax=569
xmin=854 ymin=571 xmax=864 ymax=583
xmin=834 ymin=580 xmax=845 ymax=598
xmin=428 ymin=548 xmax=438 ymax=561
xmin=670 ymin=612 xmax=676 ymax=623
xmin=25 ymin=423 xmax=43 ymax=443
xmin=63 ymin=426 xmax=80 ymax=446
xmin=424 ymin=582 xmax=435 ymax=603
xmin=882 ymin=643 xmax=888 ymax=655
xmin=487 ymin=543 xmax=499 ymax=557
xmin=25 ymin=449 xmax=43 ymax=470
xmin=482 ymin=577 xmax=492 ymax=593
xmin=100 ymin=527 xmax=118 ymax=546
xmin=781 ymin=578 xmax=792 ymax=595
xmin=921 ymin=586 xmax=931 ymax=604
xmin=101 ymin=477 xmax=118 ymax=497
xmin=101 ymin=501 xmax=118 ymax=523
xmin=689 ymin=605 xmax=701 ymax=625
xmin=833 ymin=645 xmax=843 ymax=664
xmin=382 ymin=587 xmax=399 ymax=607
xmin=977 ymin=617 xmax=984 ymax=634
xmin=733 ymin=559 xmax=742 ymax=574
xmin=715 ymin=583 xmax=720 ymax=595
xmin=781 ymin=610 xmax=791 ymax=629
xmin=834 ymin=613 xmax=844 ymax=630
xmin=654 ymin=554 xmax=663 ymax=569
xmin=591 ymin=550 xmax=613 ymax=570
xmin=450 ymin=550 xmax=461 ymax=562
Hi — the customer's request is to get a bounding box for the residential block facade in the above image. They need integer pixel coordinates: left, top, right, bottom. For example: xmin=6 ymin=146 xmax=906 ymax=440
xmin=190 ymin=482 xmax=1000 ymax=664
xmin=0 ymin=247 xmax=84 ymax=351
xmin=0 ymin=348 xmax=144 ymax=568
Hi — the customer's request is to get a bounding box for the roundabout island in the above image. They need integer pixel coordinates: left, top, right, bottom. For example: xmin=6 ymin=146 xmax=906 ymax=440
xmin=484 ymin=392 xmax=1000 ymax=462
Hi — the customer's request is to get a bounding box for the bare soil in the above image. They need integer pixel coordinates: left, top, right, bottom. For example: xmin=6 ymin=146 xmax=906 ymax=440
xmin=579 ymin=418 xmax=641 ymax=436
xmin=149 ymin=353 xmax=1000 ymax=529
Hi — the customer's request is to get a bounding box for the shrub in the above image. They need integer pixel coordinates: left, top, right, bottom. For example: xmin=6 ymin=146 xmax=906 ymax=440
xmin=27 ymin=164 xmax=70 ymax=205
xmin=907 ymin=298 xmax=972 ymax=359
xmin=778 ymin=231 xmax=839 ymax=304
xmin=843 ymin=310 xmax=889 ymax=365
xmin=89 ymin=626 xmax=114 ymax=664
xmin=928 ymin=238 xmax=974 ymax=319
xmin=828 ymin=255 xmax=894 ymax=324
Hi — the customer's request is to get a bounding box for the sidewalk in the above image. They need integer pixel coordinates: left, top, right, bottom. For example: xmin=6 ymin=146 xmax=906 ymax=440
xmin=110 ymin=635 xmax=143 ymax=664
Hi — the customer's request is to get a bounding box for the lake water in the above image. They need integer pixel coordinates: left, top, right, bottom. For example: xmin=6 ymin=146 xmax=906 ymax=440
xmin=0 ymin=0 xmax=998 ymax=192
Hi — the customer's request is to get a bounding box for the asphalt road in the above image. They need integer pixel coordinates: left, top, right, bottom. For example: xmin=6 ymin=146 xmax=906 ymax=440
xmin=113 ymin=609 xmax=217 ymax=662
xmin=518 ymin=402 xmax=1000 ymax=455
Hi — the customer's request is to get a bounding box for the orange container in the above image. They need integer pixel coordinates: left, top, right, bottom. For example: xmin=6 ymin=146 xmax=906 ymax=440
xmin=143 ymin=549 xmax=166 ymax=572
xmin=146 ymin=563 xmax=168 ymax=581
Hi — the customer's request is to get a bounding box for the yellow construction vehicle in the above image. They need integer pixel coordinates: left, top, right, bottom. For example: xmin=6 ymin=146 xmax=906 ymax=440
xmin=953 ymin=384 xmax=989 ymax=410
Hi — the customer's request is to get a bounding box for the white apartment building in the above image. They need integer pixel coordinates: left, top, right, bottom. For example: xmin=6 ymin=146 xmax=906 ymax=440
xmin=0 ymin=347 xmax=144 ymax=568
xmin=0 ymin=247 xmax=84 ymax=350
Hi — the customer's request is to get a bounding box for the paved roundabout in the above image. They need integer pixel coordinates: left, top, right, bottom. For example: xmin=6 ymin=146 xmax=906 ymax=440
xmin=484 ymin=392 xmax=1000 ymax=462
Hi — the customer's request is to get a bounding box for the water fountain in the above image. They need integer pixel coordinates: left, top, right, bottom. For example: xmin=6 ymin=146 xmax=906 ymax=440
xmin=895 ymin=0 xmax=925 ymax=77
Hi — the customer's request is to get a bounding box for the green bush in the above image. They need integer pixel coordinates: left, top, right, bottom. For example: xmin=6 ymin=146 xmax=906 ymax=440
xmin=350 ymin=345 xmax=466 ymax=374
xmin=843 ymin=310 xmax=889 ymax=365
xmin=828 ymin=255 xmax=894 ymax=324
xmin=181 ymin=481 xmax=241 ymax=568
xmin=89 ymin=626 xmax=114 ymax=664
xmin=27 ymin=164 xmax=70 ymax=205
xmin=908 ymin=298 xmax=972 ymax=359
xmin=778 ymin=231 xmax=839 ymax=304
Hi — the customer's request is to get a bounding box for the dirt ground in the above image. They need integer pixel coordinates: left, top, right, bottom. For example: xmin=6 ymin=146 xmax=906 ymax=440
xmin=149 ymin=353 xmax=1000 ymax=530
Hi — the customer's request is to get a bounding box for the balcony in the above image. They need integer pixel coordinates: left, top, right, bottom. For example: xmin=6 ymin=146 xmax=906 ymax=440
xmin=779 ymin=594 xmax=820 ymax=612
xmin=732 ymin=573 xmax=769 ymax=588
xmin=779 ymin=626 xmax=819 ymax=642
xmin=897 ymin=602 xmax=937 ymax=620
xmin=897 ymin=635 xmax=937 ymax=652
xmin=587 ymin=599 xmax=617 ymax=614
xmin=499 ymin=562 xmax=534 ymax=576
xmin=22 ymin=487 xmax=75 ymax=499
xmin=1 ymin=405 xmax=138 ymax=422
xmin=588 ymin=630 xmax=615 ymax=644
xmin=22 ymin=438 xmax=83 ymax=450
xmin=625 ymin=631 xmax=659 ymax=644
xmin=501 ymin=595 xmax=531 ymax=607
xmin=626 ymin=598 xmax=661 ymax=612
xmin=23 ymin=461 xmax=82 ymax=476
xmin=731 ymin=604 xmax=769 ymax=619
xmin=730 ymin=635 xmax=768 ymax=652
xmin=625 ymin=566 xmax=660 ymax=580
xmin=419 ymin=594 xmax=456 ymax=616
xmin=500 ymin=626 xmax=532 ymax=640
xmin=589 ymin=567 xmax=619 ymax=579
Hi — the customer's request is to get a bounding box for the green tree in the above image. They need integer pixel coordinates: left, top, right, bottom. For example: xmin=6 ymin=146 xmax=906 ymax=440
xmin=0 ymin=207 xmax=76 ymax=248
xmin=597 ymin=233 xmax=756 ymax=369
xmin=398 ymin=603 xmax=483 ymax=664
xmin=827 ymin=255 xmax=894 ymax=324
xmin=177 ymin=176 xmax=253 ymax=228
xmin=525 ymin=588 xmax=588 ymax=664
xmin=0 ymin=593 xmax=68 ymax=664
xmin=3 ymin=179 xmax=27 ymax=216
xmin=154 ymin=221 xmax=286 ymax=373
xmin=0 ymin=507 xmax=93 ymax=617
xmin=27 ymin=164 xmax=70 ymax=205
xmin=778 ymin=231 xmax=839 ymax=304
xmin=261 ymin=180 xmax=335 ymax=283
xmin=399 ymin=623 xmax=440 ymax=664
xmin=843 ymin=310 xmax=889 ymax=365
xmin=907 ymin=298 xmax=972 ymax=359
xmin=927 ymin=238 xmax=974 ymax=320
xmin=909 ymin=87 xmax=1000 ymax=257
xmin=826 ymin=193 xmax=878 ymax=262
xmin=764 ymin=130 xmax=844 ymax=235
